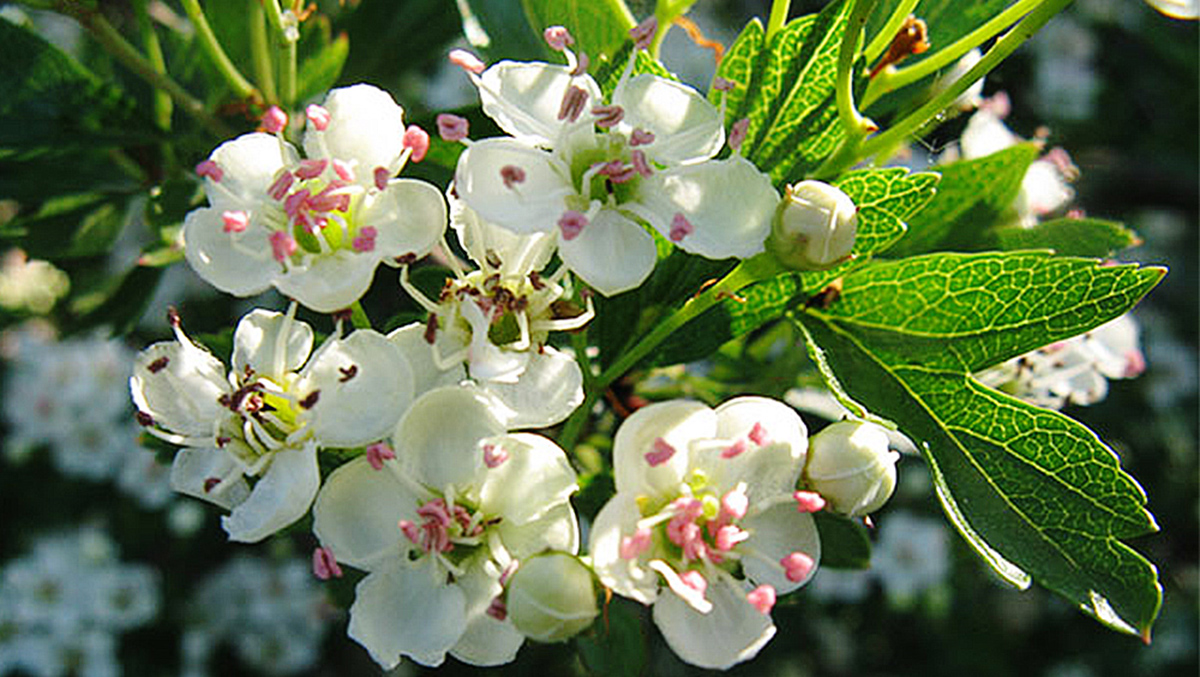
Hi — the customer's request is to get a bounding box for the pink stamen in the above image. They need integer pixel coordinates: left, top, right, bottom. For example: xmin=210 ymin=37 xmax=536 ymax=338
xmin=720 ymin=489 xmax=749 ymax=522
xmin=570 ymin=51 xmax=591 ymax=76
xmin=715 ymin=524 xmax=749 ymax=551
xmin=630 ymin=150 xmax=653 ymax=177
xmin=729 ymin=118 xmax=750 ymax=152
xmin=592 ymin=104 xmax=625 ymax=128
xmin=557 ymin=85 xmax=589 ymax=123
xmin=262 ymin=106 xmax=288 ymax=134
xmin=374 ymin=166 xmax=391 ymax=191
xmin=1125 ymin=350 xmax=1146 ymax=378
xmin=645 ymin=437 xmax=676 ymax=466
xmin=399 ymin=519 xmax=421 ymax=544
xmin=793 ymin=490 xmax=826 ymax=513
xmin=194 ymin=159 xmax=223 ymax=182
xmin=557 ymin=210 xmax=588 ymax=241
xmin=222 ymin=210 xmax=249 ymax=233
xmin=365 ymin=441 xmax=394 ymax=470
xmin=486 ymin=597 xmax=507 ymax=620
xmin=746 ymin=584 xmax=776 ymax=614
xmin=668 ymin=213 xmax=694 ymax=242
xmin=498 ymin=560 xmax=519 ymax=586
xmin=748 ymin=421 xmax=769 ymax=445
xmin=269 ymin=231 xmax=297 ymax=262
xmin=543 ymin=25 xmax=574 ymax=51
xmin=305 ymin=104 xmax=331 ymax=131
xmin=448 ymin=48 xmax=486 ymax=74
xmin=332 ymin=159 xmax=355 ymax=182
xmin=352 ymin=226 xmax=377 ymax=252
xmin=268 ymin=171 xmax=295 ymax=201
xmin=403 ymin=125 xmax=430 ymax=162
xmin=781 ymin=551 xmax=815 ymax=582
xmin=679 ymin=569 xmax=708 ymax=594
xmin=483 ymin=443 xmax=509 ymax=468
xmin=712 ymin=76 xmax=735 ymax=92
xmin=597 ymin=159 xmax=637 ymax=184
xmin=284 ymin=189 xmax=311 ymax=221
xmin=436 ymin=113 xmax=470 ymax=142
xmin=630 ymin=16 xmax=657 ymax=51
xmin=312 ymin=546 xmax=343 ymax=580
xmin=620 ymin=527 xmax=652 ymax=559
xmin=295 ymin=158 xmax=328 ymax=180
xmin=629 ymin=128 xmax=655 ymax=146
xmin=309 ymin=183 xmax=350 ymax=212
xmin=500 ymin=164 xmax=526 ymax=189
xmin=722 ymin=439 xmax=747 ymax=459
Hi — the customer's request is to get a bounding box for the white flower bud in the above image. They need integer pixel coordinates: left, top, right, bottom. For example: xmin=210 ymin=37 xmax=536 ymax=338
xmin=506 ymin=552 xmax=598 ymax=643
xmin=804 ymin=420 xmax=898 ymax=517
xmin=767 ymin=180 xmax=858 ymax=270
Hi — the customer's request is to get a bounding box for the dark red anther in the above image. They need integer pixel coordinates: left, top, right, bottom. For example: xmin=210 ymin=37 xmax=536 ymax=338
xmin=147 ymin=356 xmax=170 ymax=373
xmin=424 ymin=313 xmax=439 ymax=344
xmin=338 ymin=365 xmax=358 ymax=382
xmin=299 ymin=391 xmax=320 ymax=409
xmin=135 ymin=411 xmax=154 ymax=427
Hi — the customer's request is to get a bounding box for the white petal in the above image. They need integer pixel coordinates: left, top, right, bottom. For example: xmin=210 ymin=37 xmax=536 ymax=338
xmin=741 ymin=507 xmax=820 ymax=594
xmin=461 ymin=299 xmax=529 ymax=384
xmin=649 ymin=560 xmax=712 ymax=613
xmin=454 ymin=138 xmax=574 ymax=235
xmin=387 ymin=323 xmax=466 ymax=396
xmin=481 ymin=347 xmax=583 ymax=428
xmin=703 ymin=396 xmax=808 ymax=502
xmin=450 ymin=559 xmax=524 ymax=666
xmin=222 ymin=442 xmax=320 ymax=542
xmin=274 ymin=250 xmax=381 ymax=314
xmin=479 ymin=433 xmax=577 ymax=525
xmin=305 ymin=84 xmax=406 ymax=181
xmin=557 ymin=207 xmax=657 ymax=296
xmin=613 ymin=400 xmax=715 ymax=497
xmin=182 ymin=207 xmax=276 ymax=297
xmin=497 ymin=500 xmax=580 ymax=559
xmin=348 ymin=557 xmax=466 ymax=669
xmin=131 ymin=340 xmax=229 ymax=437
xmin=168 ymin=447 xmax=249 ymax=509
xmin=652 ymin=574 xmax=775 ymax=670
xmin=395 ymin=386 xmax=506 ymax=490
xmin=312 ymin=456 xmax=419 ymax=571
xmin=450 ymin=192 xmax=556 ymax=275
xmin=587 ymin=493 xmax=658 ymax=604
xmin=960 ymin=109 xmax=1019 ymax=159
xmin=614 ymin=74 xmax=724 ymax=165
xmin=478 ymin=61 xmax=601 ymax=145
xmin=638 ymin=155 xmax=779 ymax=260
xmin=231 ymin=308 xmax=314 ymax=380
xmin=302 ymin=330 xmax=414 ymax=447
xmin=363 ymin=178 xmax=447 ymax=259
xmin=204 ymin=132 xmax=296 ymax=206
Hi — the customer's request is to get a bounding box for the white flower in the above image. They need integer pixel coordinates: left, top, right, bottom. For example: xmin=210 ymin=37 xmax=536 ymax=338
xmin=130 ymin=304 xmax=414 ymax=542
xmin=312 ymin=385 xmax=580 ymax=669
xmin=975 ymin=313 xmax=1145 ymax=409
xmin=1144 ymin=0 xmax=1198 ymax=19
xmin=394 ymin=192 xmax=588 ymax=428
xmin=450 ymin=37 xmax=778 ymax=296
xmin=871 ymin=511 xmax=951 ymax=606
xmin=588 ymin=397 xmax=821 ymax=670
xmin=184 ymin=84 xmax=447 ymax=312
xmin=767 ymin=180 xmax=859 ymax=270
xmin=803 ymin=420 xmax=898 ymax=517
xmin=0 ymin=248 xmax=69 ymax=314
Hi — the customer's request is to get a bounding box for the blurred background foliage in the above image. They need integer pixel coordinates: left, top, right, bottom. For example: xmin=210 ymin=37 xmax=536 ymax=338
xmin=0 ymin=0 xmax=1194 ymax=676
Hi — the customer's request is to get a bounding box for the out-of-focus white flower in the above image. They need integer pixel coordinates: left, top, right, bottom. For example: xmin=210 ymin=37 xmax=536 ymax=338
xmin=589 ymin=397 xmax=821 ymax=670
xmin=767 ymin=180 xmax=858 ymax=270
xmin=1031 ymin=16 xmax=1099 ymax=121
xmin=975 ymin=313 xmax=1145 ymax=409
xmin=396 ymin=192 xmax=587 ymax=428
xmin=312 ymin=385 xmax=580 ymax=669
xmin=448 ymin=26 xmax=778 ymax=296
xmin=130 ymin=304 xmax=414 ymax=542
xmin=182 ymin=555 xmax=333 ymax=676
xmin=803 ymin=420 xmax=898 ymax=517
xmin=931 ymin=48 xmax=985 ymax=112
xmin=1144 ymin=0 xmax=1198 ymax=19
xmin=0 ymin=249 xmax=69 ymax=314
xmin=871 ymin=511 xmax=951 ymax=606
xmin=183 ymin=85 xmax=446 ymax=312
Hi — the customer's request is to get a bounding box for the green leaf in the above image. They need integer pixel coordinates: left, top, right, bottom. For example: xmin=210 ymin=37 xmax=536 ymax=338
xmin=575 ymin=597 xmax=646 ymax=677
xmin=988 ymin=217 xmax=1141 ymax=258
xmin=1 ymin=192 xmax=129 ymax=260
xmin=520 ymin=0 xmax=636 ymax=64
xmin=296 ymin=33 xmax=349 ymax=103
xmin=867 ymin=0 xmax=1012 ymax=72
xmin=647 ymin=167 xmax=938 ymax=367
xmin=889 ymin=144 xmax=1040 ymax=257
xmin=708 ymin=18 xmax=763 ymax=131
xmin=813 ymin=511 xmax=872 ymax=569
xmin=593 ymin=42 xmax=674 ymax=99
xmin=792 ymin=252 xmax=1164 ymax=636
xmin=66 ymin=264 xmax=164 ymax=336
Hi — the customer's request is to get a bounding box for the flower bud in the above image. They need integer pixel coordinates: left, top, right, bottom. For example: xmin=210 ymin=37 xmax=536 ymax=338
xmin=803 ymin=420 xmax=898 ymax=517
xmin=505 ymin=552 xmax=599 ymax=643
xmin=767 ymin=180 xmax=857 ymax=270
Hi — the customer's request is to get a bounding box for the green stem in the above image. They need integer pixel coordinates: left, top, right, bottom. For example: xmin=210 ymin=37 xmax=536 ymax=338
xmin=810 ymin=0 xmax=878 ymax=180
xmin=766 ymin=0 xmax=791 ymax=41
xmin=570 ymin=328 xmax=597 ymax=393
xmin=178 ymin=0 xmax=258 ymax=101
xmin=857 ymin=0 xmax=1071 ymax=162
xmin=862 ymin=0 xmax=919 ymax=64
xmin=250 ymin=1 xmax=278 ymax=104
xmin=64 ymin=7 xmax=232 ymax=137
xmin=349 ymin=301 xmax=372 ymax=330
xmin=861 ymin=0 xmax=1046 ymax=109
xmin=133 ymin=0 xmax=172 ymax=131
xmin=262 ymin=0 xmax=297 ymax=106
xmin=557 ymin=255 xmax=783 ymax=452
